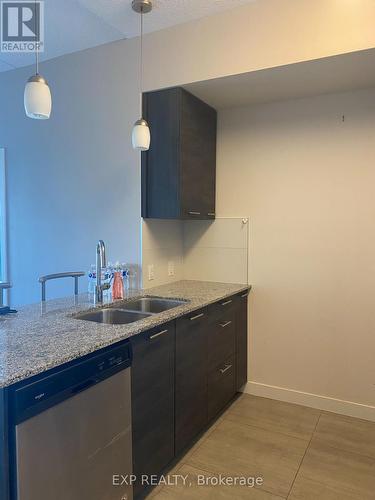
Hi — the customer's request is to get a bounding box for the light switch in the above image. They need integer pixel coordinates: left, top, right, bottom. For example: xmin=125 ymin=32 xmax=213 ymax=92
xmin=148 ymin=264 xmax=155 ymax=281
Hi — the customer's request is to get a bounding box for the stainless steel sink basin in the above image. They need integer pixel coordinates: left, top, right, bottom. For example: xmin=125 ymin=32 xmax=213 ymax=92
xmin=121 ymin=297 xmax=187 ymax=314
xmin=74 ymin=297 xmax=188 ymax=325
xmin=74 ymin=308 xmax=152 ymax=325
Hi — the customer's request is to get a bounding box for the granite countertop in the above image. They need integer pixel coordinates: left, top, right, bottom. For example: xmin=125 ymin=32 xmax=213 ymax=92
xmin=0 ymin=280 xmax=250 ymax=389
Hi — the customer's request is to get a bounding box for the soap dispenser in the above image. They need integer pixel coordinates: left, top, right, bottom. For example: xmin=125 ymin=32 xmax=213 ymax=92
xmin=112 ymin=263 xmax=124 ymax=300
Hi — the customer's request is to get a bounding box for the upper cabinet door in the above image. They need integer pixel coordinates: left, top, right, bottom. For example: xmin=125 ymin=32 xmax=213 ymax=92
xmin=180 ymin=89 xmax=217 ymax=219
xmin=141 ymin=88 xmax=181 ymax=219
xmin=142 ymin=87 xmax=217 ymax=220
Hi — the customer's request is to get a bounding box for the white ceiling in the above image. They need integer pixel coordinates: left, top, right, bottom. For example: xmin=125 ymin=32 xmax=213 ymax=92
xmin=0 ymin=0 xmax=255 ymax=72
xmin=79 ymin=0 xmax=255 ymax=37
xmin=184 ymin=49 xmax=375 ymax=109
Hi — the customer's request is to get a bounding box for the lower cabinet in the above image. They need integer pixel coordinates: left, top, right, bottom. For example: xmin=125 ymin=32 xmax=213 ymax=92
xmin=131 ymin=290 xmax=249 ymax=498
xmin=131 ymin=322 xmax=175 ymax=498
xmin=175 ymin=309 xmax=208 ymax=454
xmin=208 ymin=355 xmax=236 ymax=420
xmin=0 ymin=389 xmax=8 ymax=500
xmin=207 ymin=297 xmax=237 ymax=420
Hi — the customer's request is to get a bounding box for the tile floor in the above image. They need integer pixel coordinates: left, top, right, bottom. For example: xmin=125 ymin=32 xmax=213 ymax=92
xmin=146 ymin=394 xmax=375 ymax=499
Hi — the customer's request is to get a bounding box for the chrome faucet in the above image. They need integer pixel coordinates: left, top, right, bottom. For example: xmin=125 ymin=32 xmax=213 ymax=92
xmin=95 ymin=240 xmax=110 ymax=303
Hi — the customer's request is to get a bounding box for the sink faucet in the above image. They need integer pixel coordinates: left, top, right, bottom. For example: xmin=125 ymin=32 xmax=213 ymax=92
xmin=95 ymin=240 xmax=110 ymax=303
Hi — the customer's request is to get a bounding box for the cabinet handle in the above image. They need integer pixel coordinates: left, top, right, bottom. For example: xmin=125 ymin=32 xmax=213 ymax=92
xmin=188 ymin=211 xmax=201 ymax=216
xmin=190 ymin=312 xmax=204 ymax=321
xmin=149 ymin=329 xmax=168 ymax=340
xmin=207 ymin=213 xmax=215 ymax=217
xmin=221 ymin=300 xmax=233 ymax=306
xmin=241 ymin=293 xmax=248 ymax=298
xmin=220 ymin=364 xmax=233 ymax=374
xmin=219 ymin=321 xmax=232 ymax=328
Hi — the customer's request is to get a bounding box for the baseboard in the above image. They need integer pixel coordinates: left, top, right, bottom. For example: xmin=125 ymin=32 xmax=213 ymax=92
xmin=243 ymin=381 xmax=375 ymax=422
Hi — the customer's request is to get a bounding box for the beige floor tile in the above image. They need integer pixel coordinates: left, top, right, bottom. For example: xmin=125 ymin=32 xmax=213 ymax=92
xmin=314 ymin=412 xmax=375 ymax=459
xmin=146 ymin=406 xmax=236 ymax=498
xmin=185 ymin=418 xmax=308 ymax=498
xmin=145 ymin=460 xmax=186 ymax=498
xmin=146 ymin=487 xmax=162 ymax=499
xmin=289 ymin=439 xmax=375 ymax=500
xmin=176 ymin=413 xmax=226 ymax=463
xmin=225 ymin=395 xmax=321 ymax=441
xmin=288 ymin=476 xmax=367 ymax=500
xmin=152 ymin=464 xmax=285 ymax=500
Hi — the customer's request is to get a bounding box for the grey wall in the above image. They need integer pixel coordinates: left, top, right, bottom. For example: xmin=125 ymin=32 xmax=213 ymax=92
xmin=1 ymin=0 xmax=370 ymax=307
xmin=0 ymin=39 xmax=141 ymax=305
xmin=216 ymin=88 xmax=375 ymax=414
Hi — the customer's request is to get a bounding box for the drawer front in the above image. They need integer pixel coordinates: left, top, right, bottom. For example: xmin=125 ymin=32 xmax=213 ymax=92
xmin=131 ymin=322 xmax=175 ymax=496
xmin=208 ymin=313 xmax=236 ymax=371
xmin=208 ymin=296 xmax=237 ymax=326
xmin=208 ymin=355 xmax=236 ymax=421
xmin=175 ymin=308 xmax=208 ymax=454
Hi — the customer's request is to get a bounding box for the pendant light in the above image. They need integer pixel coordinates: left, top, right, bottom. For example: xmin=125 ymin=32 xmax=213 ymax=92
xmin=132 ymin=0 xmax=152 ymax=151
xmin=24 ymin=0 xmax=52 ymax=120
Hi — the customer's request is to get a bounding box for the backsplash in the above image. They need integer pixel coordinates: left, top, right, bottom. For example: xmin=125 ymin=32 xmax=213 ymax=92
xmin=142 ymin=218 xmax=249 ymax=288
xmin=142 ymin=220 xmax=184 ymax=289
xmin=183 ymin=218 xmax=249 ymax=283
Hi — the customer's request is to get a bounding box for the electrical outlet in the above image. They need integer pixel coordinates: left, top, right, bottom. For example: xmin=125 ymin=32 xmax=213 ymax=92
xmin=148 ymin=264 xmax=155 ymax=281
xmin=168 ymin=261 xmax=175 ymax=277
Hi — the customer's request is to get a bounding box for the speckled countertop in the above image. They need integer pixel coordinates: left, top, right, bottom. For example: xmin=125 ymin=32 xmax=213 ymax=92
xmin=0 ymin=280 xmax=250 ymax=388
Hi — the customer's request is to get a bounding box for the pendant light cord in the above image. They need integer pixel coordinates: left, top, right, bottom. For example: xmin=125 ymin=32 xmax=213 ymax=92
xmin=35 ymin=0 xmax=39 ymax=74
xmin=140 ymin=7 xmax=143 ymax=96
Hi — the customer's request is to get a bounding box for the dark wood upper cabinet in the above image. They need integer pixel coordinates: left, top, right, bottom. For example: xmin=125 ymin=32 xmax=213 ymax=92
xmin=142 ymin=87 xmax=217 ymax=220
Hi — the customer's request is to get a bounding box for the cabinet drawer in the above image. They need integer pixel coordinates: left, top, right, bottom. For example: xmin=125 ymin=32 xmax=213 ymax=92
xmin=208 ymin=315 xmax=236 ymax=370
xmin=208 ymin=355 xmax=236 ymax=421
xmin=209 ymin=296 xmax=237 ymax=322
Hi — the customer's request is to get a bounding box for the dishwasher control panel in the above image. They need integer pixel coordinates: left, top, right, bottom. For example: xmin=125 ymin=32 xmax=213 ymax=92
xmin=10 ymin=341 xmax=131 ymax=424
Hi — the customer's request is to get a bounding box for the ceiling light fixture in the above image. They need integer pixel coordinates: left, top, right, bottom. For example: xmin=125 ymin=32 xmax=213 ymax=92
xmin=24 ymin=1 xmax=52 ymax=120
xmin=132 ymin=0 xmax=152 ymax=151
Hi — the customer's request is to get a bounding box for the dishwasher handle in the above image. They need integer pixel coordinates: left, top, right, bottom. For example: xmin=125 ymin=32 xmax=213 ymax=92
xmin=71 ymin=378 xmax=100 ymax=395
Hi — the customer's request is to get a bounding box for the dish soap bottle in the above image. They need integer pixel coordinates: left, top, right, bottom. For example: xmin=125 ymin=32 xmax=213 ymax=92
xmin=112 ymin=263 xmax=124 ymax=300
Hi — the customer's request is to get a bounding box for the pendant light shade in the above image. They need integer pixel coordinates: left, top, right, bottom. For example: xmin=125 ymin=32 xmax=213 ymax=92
xmin=132 ymin=119 xmax=151 ymax=151
xmin=24 ymin=0 xmax=52 ymax=120
xmin=24 ymin=74 xmax=52 ymax=120
xmin=132 ymin=0 xmax=152 ymax=151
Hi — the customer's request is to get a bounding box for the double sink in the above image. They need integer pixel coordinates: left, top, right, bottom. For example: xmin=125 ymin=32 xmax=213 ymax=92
xmin=74 ymin=297 xmax=188 ymax=325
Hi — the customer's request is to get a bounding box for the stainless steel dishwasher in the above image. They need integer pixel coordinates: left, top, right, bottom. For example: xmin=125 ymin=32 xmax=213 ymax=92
xmin=10 ymin=342 xmax=133 ymax=500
